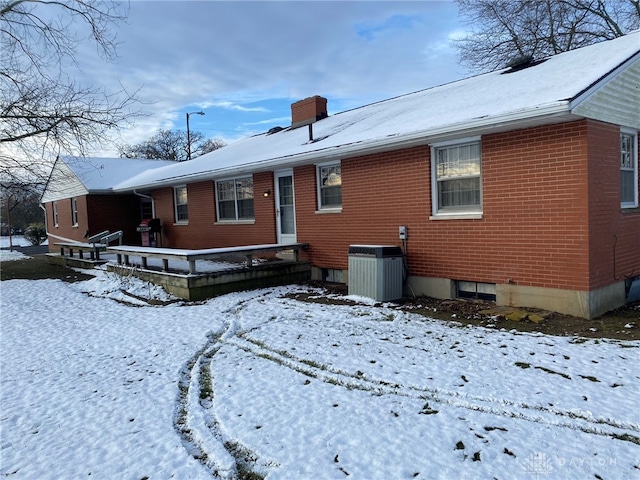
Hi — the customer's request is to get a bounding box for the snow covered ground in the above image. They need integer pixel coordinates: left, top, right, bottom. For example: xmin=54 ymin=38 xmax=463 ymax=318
xmin=0 ymin=235 xmax=47 ymax=263
xmin=0 ymin=249 xmax=29 ymax=262
xmin=1 ymin=266 xmax=638 ymax=479
xmin=0 ymin=236 xmax=34 ymax=248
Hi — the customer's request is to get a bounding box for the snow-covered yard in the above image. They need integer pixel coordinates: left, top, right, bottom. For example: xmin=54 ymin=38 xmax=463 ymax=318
xmin=0 ymin=249 xmax=29 ymax=262
xmin=0 ymin=235 xmax=37 ymax=249
xmin=1 ymin=266 xmax=638 ymax=479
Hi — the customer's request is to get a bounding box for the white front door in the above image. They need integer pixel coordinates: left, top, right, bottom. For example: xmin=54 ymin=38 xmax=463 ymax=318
xmin=275 ymin=169 xmax=296 ymax=245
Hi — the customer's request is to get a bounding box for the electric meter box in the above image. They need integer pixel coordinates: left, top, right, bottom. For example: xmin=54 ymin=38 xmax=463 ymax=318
xmin=348 ymin=245 xmax=404 ymax=302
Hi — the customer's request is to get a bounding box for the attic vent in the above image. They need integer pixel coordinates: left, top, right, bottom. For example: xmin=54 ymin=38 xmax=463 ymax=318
xmin=267 ymin=126 xmax=284 ymax=135
xmin=503 ymin=55 xmax=548 ymax=73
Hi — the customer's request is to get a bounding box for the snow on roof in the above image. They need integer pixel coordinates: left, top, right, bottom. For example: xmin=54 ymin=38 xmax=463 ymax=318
xmin=61 ymin=156 xmax=175 ymax=192
xmin=115 ymin=31 xmax=640 ymax=191
xmin=41 ymin=156 xmax=176 ymax=203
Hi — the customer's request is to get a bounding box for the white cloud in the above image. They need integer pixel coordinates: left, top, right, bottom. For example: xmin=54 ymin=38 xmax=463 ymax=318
xmin=448 ymin=28 xmax=470 ymax=41
xmin=202 ymin=101 xmax=269 ymax=113
xmin=67 ymin=1 xmax=467 ymax=156
xmin=242 ymin=116 xmax=291 ymax=127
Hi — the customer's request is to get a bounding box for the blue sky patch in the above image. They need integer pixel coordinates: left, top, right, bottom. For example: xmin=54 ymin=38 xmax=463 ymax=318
xmin=355 ymin=14 xmax=423 ymax=41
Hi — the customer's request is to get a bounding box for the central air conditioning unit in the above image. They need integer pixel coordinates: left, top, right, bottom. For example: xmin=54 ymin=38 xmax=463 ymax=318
xmin=348 ymin=245 xmax=404 ymax=302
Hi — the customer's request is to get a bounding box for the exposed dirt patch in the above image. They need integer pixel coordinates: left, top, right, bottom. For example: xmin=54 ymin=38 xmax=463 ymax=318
xmin=291 ymin=282 xmax=640 ymax=341
xmin=1 ymin=254 xmax=95 ymax=283
xmin=3 ymin=257 xmax=638 ymax=340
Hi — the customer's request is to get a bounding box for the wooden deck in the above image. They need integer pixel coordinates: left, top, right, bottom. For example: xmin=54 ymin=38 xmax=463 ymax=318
xmin=47 ymin=242 xmax=311 ymax=300
xmin=54 ymin=242 xmax=106 ymax=261
xmin=103 ymin=243 xmax=311 ymax=301
xmin=53 ymin=230 xmax=123 ymax=263
xmin=107 ymin=243 xmax=308 ymax=275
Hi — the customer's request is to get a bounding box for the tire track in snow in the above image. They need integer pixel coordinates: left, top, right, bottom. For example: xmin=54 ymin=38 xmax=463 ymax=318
xmin=226 ymin=333 xmax=640 ymax=446
xmin=174 ymin=293 xmax=279 ymax=479
xmin=174 ymin=331 xmax=236 ymax=478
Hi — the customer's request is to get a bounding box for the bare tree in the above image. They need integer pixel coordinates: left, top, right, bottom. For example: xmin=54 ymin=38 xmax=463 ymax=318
xmin=0 ymin=0 xmax=139 ymax=191
xmin=455 ymin=0 xmax=640 ymax=73
xmin=119 ymin=129 xmax=226 ymax=161
xmin=195 ymin=137 xmax=226 ymax=158
xmin=0 ymin=182 xmax=43 ymax=249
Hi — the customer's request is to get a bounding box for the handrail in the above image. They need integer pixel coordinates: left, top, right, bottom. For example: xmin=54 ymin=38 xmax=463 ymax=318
xmin=100 ymin=230 xmax=123 ymax=246
xmin=87 ymin=230 xmax=110 ymax=243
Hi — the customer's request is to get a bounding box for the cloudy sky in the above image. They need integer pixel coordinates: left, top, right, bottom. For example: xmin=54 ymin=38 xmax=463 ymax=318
xmin=75 ymin=1 xmax=470 ymax=155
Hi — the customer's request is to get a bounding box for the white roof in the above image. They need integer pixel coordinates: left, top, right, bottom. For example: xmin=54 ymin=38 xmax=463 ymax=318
xmin=41 ymin=156 xmax=175 ymax=203
xmin=115 ymin=31 xmax=640 ymax=191
xmin=67 ymin=156 xmax=176 ymax=191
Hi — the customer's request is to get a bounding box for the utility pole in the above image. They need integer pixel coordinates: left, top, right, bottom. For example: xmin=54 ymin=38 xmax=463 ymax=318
xmin=6 ymin=195 xmax=13 ymax=251
xmin=186 ymin=111 xmax=205 ymax=160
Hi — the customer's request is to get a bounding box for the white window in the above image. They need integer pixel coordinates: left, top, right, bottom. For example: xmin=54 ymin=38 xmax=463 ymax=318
xmin=71 ymin=197 xmax=78 ymax=226
xmin=317 ymin=161 xmax=342 ymax=210
xmin=621 ymin=129 xmax=638 ymax=208
xmin=174 ymin=186 xmax=188 ymax=223
xmin=431 ymin=138 xmax=482 ymax=216
xmin=216 ymin=177 xmax=254 ymax=221
xmin=53 ymin=201 xmax=59 ymax=227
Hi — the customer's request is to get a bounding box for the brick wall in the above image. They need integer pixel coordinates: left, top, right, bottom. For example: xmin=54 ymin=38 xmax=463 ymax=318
xmin=480 ymin=121 xmax=591 ymax=290
xmin=45 ymin=196 xmax=88 ymax=246
xmin=295 ymin=119 xmax=639 ymax=292
xmin=587 ymin=121 xmax=640 ymax=289
xmin=46 ymin=194 xmax=147 ymax=247
xmin=85 ymin=194 xmax=145 ymax=245
xmin=150 ymin=172 xmax=276 ymax=249
xmin=294 ymin=146 xmax=428 ymax=269
xmin=137 ymin=118 xmax=639 ymax=295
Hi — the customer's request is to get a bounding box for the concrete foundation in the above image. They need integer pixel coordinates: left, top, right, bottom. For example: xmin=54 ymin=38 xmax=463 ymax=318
xmin=46 ymin=253 xmax=107 ymax=270
xmin=311 ymin=267 xmax=347 ymax=283
xmin=47 ymin=252 xmax=311 ymax=301
xmin=404 ymin=274 xmax=627 ymax=319
xmin=496 ymin=282 xmax=627 ymax=319
xmin=405 ymin=276 xmax=455 ymax=300
xmin=47 ymin=252 xmax=628 ymax=317
xmin=106 ymin=260 xmax=311 ymax=301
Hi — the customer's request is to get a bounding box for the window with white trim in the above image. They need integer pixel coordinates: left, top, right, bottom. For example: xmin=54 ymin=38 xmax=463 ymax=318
xmin=71 ymin=197 xmax=78 ymax=226
xmin=216 ymin=177 xmax=254 ymax=221
xmin=174 ymin=186 xmax=188 ymax=223
xmin=431 ymin=138 xmax=482 ymax=215
xmin=317 ymin=162 xmax=342 ymax=210
xmin=621 ymin=129 xmax=638 ymax=208
xmin=53 ymin=201 xmax=59 ymax=227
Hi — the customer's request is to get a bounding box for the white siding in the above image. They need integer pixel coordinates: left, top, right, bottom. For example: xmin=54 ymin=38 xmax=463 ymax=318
xmin=41 ymin=159 xmax=88 ymax=203
xmin=573 ymin=59 xmax=640 ymax=129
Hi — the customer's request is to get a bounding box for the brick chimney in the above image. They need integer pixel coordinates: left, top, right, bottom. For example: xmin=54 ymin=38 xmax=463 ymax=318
xmin=291 ymin=95 xmax=328 ymax=128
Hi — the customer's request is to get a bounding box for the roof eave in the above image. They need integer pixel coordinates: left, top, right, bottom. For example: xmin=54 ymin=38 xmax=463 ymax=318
xmin=569 ymin=50 xmax=640 ymax=111
xmin=114 ymin=103 xmax=574 ymax=192
xmin=87 ymin=189 xmax=117 ymax=195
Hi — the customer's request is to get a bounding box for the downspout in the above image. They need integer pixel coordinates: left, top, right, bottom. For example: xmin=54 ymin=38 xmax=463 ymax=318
xmin=133 ymin=190 xmax=160 ymax=246
xmin=39 ymin=203 xmax=47 ymax=250
xmin=133 ymin=190 xmax=155 ymax=218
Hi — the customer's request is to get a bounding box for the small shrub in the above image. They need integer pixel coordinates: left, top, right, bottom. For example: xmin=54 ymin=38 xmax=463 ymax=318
xmin=24 ymin=223 xmax=47 ymax=245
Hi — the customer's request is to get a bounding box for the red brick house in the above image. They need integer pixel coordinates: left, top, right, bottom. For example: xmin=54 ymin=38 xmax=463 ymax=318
xmin=41 ymin=156 xmax=173 ymax=245
xmin=108 ymin=34 xmax=638 ymax=318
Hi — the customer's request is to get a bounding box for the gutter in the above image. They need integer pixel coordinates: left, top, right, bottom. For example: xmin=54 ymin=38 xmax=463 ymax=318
xmin=569 ymin=50 xmax=640 ymax=112
xmin=113 ymin=102 xmax=574 ymax=192
xmin=133 ymin=189 xmax=155 ymax=218
xmin=133 ymin=189 xmax=152 ymax=199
